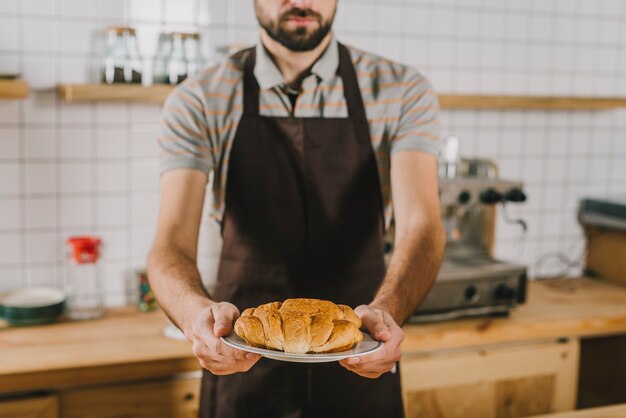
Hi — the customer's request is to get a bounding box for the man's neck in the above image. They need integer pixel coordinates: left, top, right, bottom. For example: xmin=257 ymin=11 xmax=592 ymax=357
xmin=260 ymin=30 xmax=333 ymax=87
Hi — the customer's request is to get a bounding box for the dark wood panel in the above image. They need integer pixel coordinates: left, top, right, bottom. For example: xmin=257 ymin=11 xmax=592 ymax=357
xmin=578 ymin=335 xmax=626 ymax=408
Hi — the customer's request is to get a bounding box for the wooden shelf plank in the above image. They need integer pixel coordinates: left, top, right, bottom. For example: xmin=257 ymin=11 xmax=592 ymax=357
xmin=0 ymin=79 xmax=29 ymax=99
xmin=439 ymin=94 xmax=626 ymax=110
xmin=57 ymin=83 xmax=626 ymax=110
xmin=58 ymin=83 xmax=174 ymax=103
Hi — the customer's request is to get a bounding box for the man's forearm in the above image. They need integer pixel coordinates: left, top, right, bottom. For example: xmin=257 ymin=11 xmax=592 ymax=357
xmin=371 ymin=221 xmax=445 ymax=325
xmin=147 ymin=243 xmax=214 ymax=333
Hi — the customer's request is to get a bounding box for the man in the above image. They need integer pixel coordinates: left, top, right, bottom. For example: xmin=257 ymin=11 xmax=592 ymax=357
xmin=148 ymin=0 xmax=445 ymax=417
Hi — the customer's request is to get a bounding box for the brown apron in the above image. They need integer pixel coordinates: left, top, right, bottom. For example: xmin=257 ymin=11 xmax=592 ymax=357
xmin=199 ymin=43 xmax=404 ymax=418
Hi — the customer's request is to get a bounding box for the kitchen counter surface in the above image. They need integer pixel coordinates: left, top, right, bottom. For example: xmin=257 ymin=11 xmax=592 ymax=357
xmin=403 ymin=277 xmax=626 ymax=353
xmin=2 ymin=277 xmax=626 ymax=394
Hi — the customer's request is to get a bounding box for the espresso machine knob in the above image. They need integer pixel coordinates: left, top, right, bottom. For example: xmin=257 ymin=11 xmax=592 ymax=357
xmin=494 ymin=284 xmax=517 ymax=301
xmin=480 ymin=188 xmax=502 ymax=204
xmin=504 ymin=188 xmax=527 ymax=203
xmin=457 ymin=191 xmax=471 ymax=204
xmin=464 ymin=285 xmax=480 ymax=303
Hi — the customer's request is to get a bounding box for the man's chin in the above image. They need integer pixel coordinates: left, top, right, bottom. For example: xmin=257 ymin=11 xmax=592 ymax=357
xmin=264 ymin=21 xmax=332 ymax=52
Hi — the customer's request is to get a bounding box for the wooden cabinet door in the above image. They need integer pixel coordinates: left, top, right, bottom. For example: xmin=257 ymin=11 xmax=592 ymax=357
xmin=59 ymin=377 xmax=200 ymax=418
xmin=400 ymin=339 xmax=579 ymax=418
xmin=0 ymin=395 xmax=58 ymax=418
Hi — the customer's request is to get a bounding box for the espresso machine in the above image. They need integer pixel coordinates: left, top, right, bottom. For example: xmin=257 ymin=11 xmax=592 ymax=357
xmin=407 ymin=137 xmax=528 ymax=322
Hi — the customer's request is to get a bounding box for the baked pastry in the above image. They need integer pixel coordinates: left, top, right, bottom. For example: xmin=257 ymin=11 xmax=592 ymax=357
xmin=234 ymin=298 xmax=363 ymax=354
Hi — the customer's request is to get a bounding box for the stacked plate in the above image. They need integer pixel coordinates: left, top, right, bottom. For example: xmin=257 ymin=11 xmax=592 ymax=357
xmin=0 ymin=287 xmax=66 ymax=326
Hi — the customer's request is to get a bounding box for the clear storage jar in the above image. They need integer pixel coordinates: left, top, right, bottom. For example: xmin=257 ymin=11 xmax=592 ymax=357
xmin=102 ymin=26 xmax=143 ymax=84
xmin=184 ymin=32 xmax=205 ymax=79
xmin=166 ymin=32 xmax=205 ymax=84
xmin=152 ymin=32 xmax=173 ymax=84
xmin=65 ymin=236 xmax=104 ymax=320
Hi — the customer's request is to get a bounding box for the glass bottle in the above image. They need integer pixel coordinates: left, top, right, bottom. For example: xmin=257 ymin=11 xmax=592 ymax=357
xmin=152 ymin=33 xmax=173 ymax=84
xmin=124 ymin=27 xmax=143 ymax=83
xmin=101 ymin=26 xmax=142 ymax=84
xmin=102 ymin=27 xmax=127 ymax=84
xmin=184 ymin=32 xmax=205 ymax=78
xmin=167 ymin=32 xmax=188 ymax=84
xmin=65 ymin=236 xmax=104 ymax=320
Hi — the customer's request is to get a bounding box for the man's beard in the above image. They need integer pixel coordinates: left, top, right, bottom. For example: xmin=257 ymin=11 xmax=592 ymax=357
xmin=256 ymin=6 xmax=334 ymax=52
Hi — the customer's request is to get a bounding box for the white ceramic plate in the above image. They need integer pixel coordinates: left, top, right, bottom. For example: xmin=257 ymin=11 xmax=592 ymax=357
xmin=221 ymin=332 xmax=383 ymax=363
xmin=0 ymin=287 xmax=65 ymax=308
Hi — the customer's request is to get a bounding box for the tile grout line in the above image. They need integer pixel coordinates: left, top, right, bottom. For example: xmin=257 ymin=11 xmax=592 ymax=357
xmin=54 ymin=0 xmax=62 ymax=290
xmin=16 ymin=2 xmax=26 ymax=288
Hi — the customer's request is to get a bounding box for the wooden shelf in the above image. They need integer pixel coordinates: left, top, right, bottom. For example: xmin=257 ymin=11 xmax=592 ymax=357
xmin=439 ymin=94 xmax=626 ymax=110
xmin=0 ymin=79 xmax=29 ymax=99
xmin=57 ymin=83 xmax=626 ymax=110
xmin=58 ymin=83 xmax=174 ymax=104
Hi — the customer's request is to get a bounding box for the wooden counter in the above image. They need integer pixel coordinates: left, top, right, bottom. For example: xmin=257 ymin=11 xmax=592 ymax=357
xmin=0 ymin=309 xmax=198 ymax=394
xmin=1 ymin=277 xmax=626 ymax=395
xmin=404 ymin=277 xmax=626 ymax=353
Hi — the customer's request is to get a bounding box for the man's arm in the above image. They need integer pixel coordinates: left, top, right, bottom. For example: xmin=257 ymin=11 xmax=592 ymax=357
xmin=147 ymin=169 xmax=210 ymax=329
xmin=371 ymin=151 xmax=445 ymax=324
xmin=148 ymin=169 xmax=260 ymax=374
xmin=340 ymin=151 xmax=445 ymax=378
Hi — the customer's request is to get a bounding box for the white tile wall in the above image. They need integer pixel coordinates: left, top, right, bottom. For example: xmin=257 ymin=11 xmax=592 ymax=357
xmin=1 ymin=0 xmax=625 ymax=305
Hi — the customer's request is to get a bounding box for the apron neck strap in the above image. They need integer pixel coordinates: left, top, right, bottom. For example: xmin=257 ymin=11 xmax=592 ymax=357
xmin=336 ymin=43 xmax=368 ymax=122
xmin=243 ymin=47 xmax=260 ymax=116
xmin=242 ymin=42 xmax=367 ymax=122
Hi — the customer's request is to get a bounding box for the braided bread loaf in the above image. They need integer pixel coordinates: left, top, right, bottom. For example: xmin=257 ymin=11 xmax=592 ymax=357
xmin=234 ymin=298 xmax=363 ymax=354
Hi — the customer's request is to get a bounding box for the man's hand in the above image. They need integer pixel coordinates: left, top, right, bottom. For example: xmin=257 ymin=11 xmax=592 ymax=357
xmin=185 ymin=301 xmax=261 ymax=375
xmin=339 ymin=305 xmax=404 ymax=379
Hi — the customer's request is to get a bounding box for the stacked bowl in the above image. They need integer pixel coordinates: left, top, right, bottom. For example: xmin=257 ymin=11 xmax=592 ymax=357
xmin=0 ymin=287 xmax=66 ymax=326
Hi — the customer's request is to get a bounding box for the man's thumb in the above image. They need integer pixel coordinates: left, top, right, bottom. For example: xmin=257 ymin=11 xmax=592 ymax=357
xmin=212 ymin=307 xmax=235 ymax=337
xmin=371 ymin=319 xmax=391 ymax=341
xmin=358 ymin=307 xmax=391 ymax=342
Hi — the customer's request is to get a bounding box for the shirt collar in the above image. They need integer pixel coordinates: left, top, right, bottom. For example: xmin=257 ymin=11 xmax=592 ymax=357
xmin=254 ymin=37 xmax=339 ymax=90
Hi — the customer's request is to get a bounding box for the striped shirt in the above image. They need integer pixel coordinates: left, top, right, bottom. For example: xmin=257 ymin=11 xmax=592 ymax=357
xmin=159 ymin=37 xmax=441 ymax=231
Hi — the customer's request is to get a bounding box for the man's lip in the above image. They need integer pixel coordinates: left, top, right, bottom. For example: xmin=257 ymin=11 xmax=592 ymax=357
xmin=286 ymin=17 xmax=316 ymax=23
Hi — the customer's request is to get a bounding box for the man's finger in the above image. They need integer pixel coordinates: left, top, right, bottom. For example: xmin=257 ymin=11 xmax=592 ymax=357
xmin=342 ymin=353 xmax=393 ymax=369
xmin=346 ymin=348 xmax=386 ymax=365
xmin=342 ymin=359 xmax=396 ymax=373
xmin=340 ymin=362 xmax=385 ymax=379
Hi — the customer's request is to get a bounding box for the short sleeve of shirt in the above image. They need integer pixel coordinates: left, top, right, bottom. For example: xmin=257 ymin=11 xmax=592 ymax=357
xmin=390 ymin=70 xmax=442 ymax=157
xmin=158 ymin=80 xmax=215 ymax=176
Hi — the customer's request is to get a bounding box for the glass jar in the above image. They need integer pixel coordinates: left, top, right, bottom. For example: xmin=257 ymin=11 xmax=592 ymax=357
xmin=152 ymin=33 xmax=173 ymax=84
xmin=184 ymin=32 xmax=205 ymax=79
xmin=167 ymin=32 xmax=189 ymax=84
xmin=165 ymin=32 xmax=205 ymax=84
xmin=102 ymin=26 xmax=143 ymax=84
xmin=65 ymin=236 xmax=103 ymax=320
